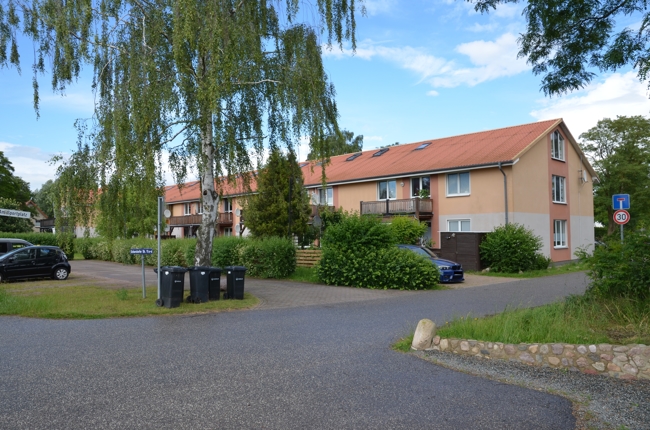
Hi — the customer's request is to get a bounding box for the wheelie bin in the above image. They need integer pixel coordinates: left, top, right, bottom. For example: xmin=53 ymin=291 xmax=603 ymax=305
xmin=187 ymin=266 xmax=211 ymax=303
xmin=208 ymin=267 xmax=222 ymax=301
xmin=154 ymin=266 xmax=187 ymax=308
xmin=224 ymin=266 xmax=246 ymax=300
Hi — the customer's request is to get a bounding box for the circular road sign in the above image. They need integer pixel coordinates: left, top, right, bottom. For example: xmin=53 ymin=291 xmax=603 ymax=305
xmin=613 ymin=209 xmax=630 ymax=225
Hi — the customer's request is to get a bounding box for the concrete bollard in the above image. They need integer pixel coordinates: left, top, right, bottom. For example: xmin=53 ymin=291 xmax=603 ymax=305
xmin=411 ymin=319 xmax=437 ymax=350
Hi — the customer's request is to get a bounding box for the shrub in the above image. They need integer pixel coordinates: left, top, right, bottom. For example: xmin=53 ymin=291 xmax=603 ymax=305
xmin=239 ymin=237 xmax=296 ymax=278
xmin=586 ymin=231 xmax=650 ymax=300
xmin=317 ymin=214 xmax=437 ymax=289
xmin=211 ymin=236 xmax=246 ymax=268
xmin=479 ymin=223 xmax=546 ymax=273
xmin=0 ymin=232 xmax=58 ymax=246
xmin=55 ymin=233 xmax=75 ymax=258
xmin=75 ymin=237 xmax=103 ymax=259
xmin=389 ymin=216 xmax=427 ymax=245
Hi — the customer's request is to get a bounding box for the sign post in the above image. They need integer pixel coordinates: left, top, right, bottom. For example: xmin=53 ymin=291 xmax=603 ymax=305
xmin=130 ymin=248 xmax=153 ymax=298
xmin=612 ymin=194 xmax=631 ymax=242
xmin=157 ymin=197 xmax=164 ymax=303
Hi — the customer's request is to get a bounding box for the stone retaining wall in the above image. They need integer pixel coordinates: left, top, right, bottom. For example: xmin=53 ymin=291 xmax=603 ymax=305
xmin=410 ymin=319 xmax=650 ymax=380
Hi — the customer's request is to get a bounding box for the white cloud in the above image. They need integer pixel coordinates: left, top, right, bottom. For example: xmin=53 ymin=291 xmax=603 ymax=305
xmin=325 ymin=33 xmax=529 ymax=89
xmin=492 ymin=3 xmax=522 ymax=18
xmin=364 ymin=135 xmax=384 ymax=142
xmin=530 ymin=71 xmax=650 ymax=138
xmin=466 ymin=22 xmax=499 ymax=32
xmin=0 ymin=142 xmax=66 ymax=190
xmin=362 ymin=0 xmax=397 ymax=16
xmin=426 ymin=90 xmax=439 ymax=96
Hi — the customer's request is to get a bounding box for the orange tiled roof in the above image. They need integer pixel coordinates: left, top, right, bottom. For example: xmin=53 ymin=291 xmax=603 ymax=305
xmin=301 ymin=119 xmax=562 ymax=186
xmin=165 ymin=176 xmax=257 ymax=203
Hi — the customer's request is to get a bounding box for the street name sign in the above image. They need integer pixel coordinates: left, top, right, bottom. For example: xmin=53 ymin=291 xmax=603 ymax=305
xmin=0 ymin=208 xmax=31 ymax=219
xmin=130 ymin=248 xmax=154 ymax=255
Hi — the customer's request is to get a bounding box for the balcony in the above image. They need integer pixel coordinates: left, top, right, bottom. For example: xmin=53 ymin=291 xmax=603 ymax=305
xmin=40 ymin=218 xmax=56 ymax=228
xmin=310 ymin=204 xmax=335 ymax=217
xmin=169 ymin=212 xmax=233 ymax=226
xmin=360 ymin=198 xmax=433 ymax=219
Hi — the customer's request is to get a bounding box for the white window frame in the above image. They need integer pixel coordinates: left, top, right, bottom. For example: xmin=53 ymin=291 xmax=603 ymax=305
xmin=223 ymin=198 xmax=232 ymax=213
xmin=224 ymin=227 xmax=232 ymax=237
xmin=195 ymin=202 xmax=203 ymax=215
xmin=184 ymin=203 xmax=191 ymax=215
xmin=446 ymin=172 xmax=470 ymax=197
xmin=311 ymin=187 xmax=333 ymax=206
xmin=447 ymin=219 xmax=471 ymax=232
xmin=554 ymin=220 xmax=567 ymax=248
xmin=551 ymin=130 xmax=565 ymax=161
xmin=377 ymin=180 xmax=397 ymax=200
xmin=552 ymin=175 xmax=566 ymax=203
xmin=411 ymin=176 xmax=431 ymax=198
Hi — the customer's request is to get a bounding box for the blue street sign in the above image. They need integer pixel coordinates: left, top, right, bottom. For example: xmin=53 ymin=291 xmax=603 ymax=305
xmin=130 ymin=248 xmax=154 ymax=255
xmin=612 ymin=194 xmax=630 ymax=210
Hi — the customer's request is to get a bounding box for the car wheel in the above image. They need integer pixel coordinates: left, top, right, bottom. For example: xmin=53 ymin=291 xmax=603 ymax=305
xmin=52 ymin=267 xmax=69 ymax=280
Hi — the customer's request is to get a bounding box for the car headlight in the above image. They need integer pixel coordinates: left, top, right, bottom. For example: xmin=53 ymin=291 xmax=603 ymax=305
xmin=439 ymin=266 xmax=451 ymax=270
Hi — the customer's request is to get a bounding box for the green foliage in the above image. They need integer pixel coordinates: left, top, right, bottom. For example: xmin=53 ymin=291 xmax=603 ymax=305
xmin=473 ymin=0 xmax=650 ymax=97
xmin=211 ymin=236 xmax=247 ymax=268
xmin=32 ymin=180 xmax=56 ymax=218
xmin=74 ymin=237 xmax=196 ymax=267
xmin=480 ymin=223 xmax=547 ymax=273
xmin=580 ymin=116 xmax=650 ymax=235
xmin=0 ymin=198 xmax=33 ymax=233
xmin=585 ymin=231 xmax=650 ymax=300
xmin=0 ymin=151 xmax=31 ymax=204
xmin=55 ymin=233 xmax=75 ymax=258
xmin=317 ymin=214 xmax=438 ymax=289
xmin=244 ymin=149 xmax=311 ymax=239
xmin=390 ymin=216 xmax=427 ymax=245
xmin=239 ymin=237 xmax=296 ymax=278
xmin=307 ymin=129 xmax=364 ymax=160
xmin=0 ymin=232 xmax=58 ymax=246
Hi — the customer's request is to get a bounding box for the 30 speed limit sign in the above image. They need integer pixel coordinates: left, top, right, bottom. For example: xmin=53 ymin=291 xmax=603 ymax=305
xmin=613 ymin=209 xmax=630 ymax=225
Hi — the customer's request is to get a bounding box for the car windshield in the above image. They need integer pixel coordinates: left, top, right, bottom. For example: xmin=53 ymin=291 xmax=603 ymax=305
xmin=0 ymin=247 xmax=26 ymax=260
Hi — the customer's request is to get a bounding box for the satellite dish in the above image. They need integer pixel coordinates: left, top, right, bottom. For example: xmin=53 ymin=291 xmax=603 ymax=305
xmin=235 ymin=208 xmax=241 ymax=217
xmin=164 ymin=209 xmax=171 ymax=218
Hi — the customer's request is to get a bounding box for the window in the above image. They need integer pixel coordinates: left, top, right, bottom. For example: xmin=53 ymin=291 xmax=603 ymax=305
xmin=554 ymin=220 xmax=567 ymax=248
xmin=311 ymin=188 xmax=333 ymax=206
xmin=447 ymin=172 xmax=470 ymax=196
xmin=184 ymin=203 xmax=191 ymax=215
xmin=411 ymin=176 xmax=430 ymax=198
xmin=551 ymin=130 xmax=565 ymax=161
xmin=346 ymin=153 xmax=362 ymax=161
xmin=415 ymin=142 xmax=430 ymax=150
xmin=448 ymin=219 xmax=471 ymax=232
xmin=224 ymin=227 xmax=232 ymax=237
xmin=552 ymin=175 xmax=566 ymax=203
xmin=223 ymin=198 xmax=232 ymax=213
xmin=195 ymin=202 xmax=202 ymax=215
xmin=373 ymin=148 xmax=389 ymax=157
xmin=378 ymin=180 xmax=397 ymax=200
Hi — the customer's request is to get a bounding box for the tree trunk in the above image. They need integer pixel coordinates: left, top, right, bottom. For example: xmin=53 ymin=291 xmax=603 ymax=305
xmin=607 ymin=207 xmax=615 ymax=236
xmin=195 ymin=117 xmax=218 ymax=266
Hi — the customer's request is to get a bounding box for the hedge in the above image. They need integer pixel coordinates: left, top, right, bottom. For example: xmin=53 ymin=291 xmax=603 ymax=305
xmin=0 ymin=232 xmax=75 ymax=257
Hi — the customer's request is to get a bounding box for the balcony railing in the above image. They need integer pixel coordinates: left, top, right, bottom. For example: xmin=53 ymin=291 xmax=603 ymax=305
xmin=40 ymin=218 xmax=56 ymax=228
xmin=310 ymin=204 xmax=335 ymax=217
xmin=169 ymin=212 xmax=233 ymax=226
xmin=360 ymin=198 xmax=433 ymax=218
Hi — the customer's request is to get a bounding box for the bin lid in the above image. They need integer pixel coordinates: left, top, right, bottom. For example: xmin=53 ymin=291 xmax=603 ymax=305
xmin=209 ymin=267 xmax=222 ymax=272
xmin=160 ymin=265 xmax=188 ymax=273
xmin=187 ymin=266 xmax=211 ymax=271
xmin=225 ymin=266 xmax=247 ymax=271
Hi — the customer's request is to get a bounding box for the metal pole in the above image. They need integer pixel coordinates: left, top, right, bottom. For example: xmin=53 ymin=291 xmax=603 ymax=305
xmin=620 ymin=224 xmax=624 ymax=243
xmin=141 ymin=254 xmax=146 ymax=298
xmin=157 ymin=196 xmax=162 ymax=300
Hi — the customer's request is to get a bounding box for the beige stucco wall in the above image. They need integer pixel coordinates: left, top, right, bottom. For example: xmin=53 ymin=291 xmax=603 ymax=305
xmin=437 ymin=168 xmax=511 ymax=216
xmin=512 ymin=136 xmax=550 ymax=215
xmin=336 ymin=182 xmax=379 ymax=213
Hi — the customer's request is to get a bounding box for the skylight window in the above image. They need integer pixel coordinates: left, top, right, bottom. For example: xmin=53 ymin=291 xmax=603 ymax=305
xmin=299 ymin=162 xmax=308 ymax=168
xmin=346 ymin=153 xmax=362 ymax=161
xmin=415 ymin=142 xmax=430 ymax=150
xmin=372 ymin=148 xmax=389 ymax=157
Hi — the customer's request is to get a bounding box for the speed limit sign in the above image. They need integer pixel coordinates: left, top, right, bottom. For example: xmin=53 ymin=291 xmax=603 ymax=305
xmin=613 ymin=209 xmax=630 ymax=225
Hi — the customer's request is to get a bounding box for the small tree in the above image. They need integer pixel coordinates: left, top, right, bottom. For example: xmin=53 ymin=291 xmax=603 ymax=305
xmin=480 ymin=223 xmax=549 ymax=273
xmin=244 ymin=149 xmax=311 ymax=239
xmin=390 ymin=217 xmax=427 ymax=245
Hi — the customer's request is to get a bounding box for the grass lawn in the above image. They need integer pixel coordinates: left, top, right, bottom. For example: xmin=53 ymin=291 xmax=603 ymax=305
xmin=287 ymin=266 xmax=320 ymax=283
xmin=468 ymin=260 xmax=588 ymax=279
xmin=0 ymin=284 xmax=258 ymax=319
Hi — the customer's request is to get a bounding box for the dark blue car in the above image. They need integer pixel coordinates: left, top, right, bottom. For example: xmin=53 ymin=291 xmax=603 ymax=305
xmin=397 ymin=244 xmax=464 ymax=283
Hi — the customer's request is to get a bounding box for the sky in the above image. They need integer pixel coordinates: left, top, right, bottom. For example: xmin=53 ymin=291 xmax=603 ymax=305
xmin=2 ymin=0 xmax=650 ymax=191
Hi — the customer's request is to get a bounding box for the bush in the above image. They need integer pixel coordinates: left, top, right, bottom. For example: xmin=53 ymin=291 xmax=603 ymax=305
xmin=389 ymin=216 xmax=427 ymax=245
xmin=317 ymin=214 xmax=437 ymax=289
xmin=479 ymin=223 xmax=546 ymax=273
xmin=586 ymin=231 xmax=650 ymax=300
xmin=239 ymin=237 xmax=296 ymax=278
xmin=0 ymin=232 xmax=58 ymax=246
xmin=211 ymin=236 xmax=246 ymax=268
xmin=55 ymin=233 xmax=75 ymax=258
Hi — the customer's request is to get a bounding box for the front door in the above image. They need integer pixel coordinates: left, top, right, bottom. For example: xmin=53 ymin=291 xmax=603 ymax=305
xmin=35 ymin=248 xmax=58 ymax=276
xmin=5 ymin=248 xmax=37 ymax=278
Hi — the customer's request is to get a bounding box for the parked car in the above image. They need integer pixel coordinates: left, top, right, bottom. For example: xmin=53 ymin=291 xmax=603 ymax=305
xmin=397 ymin=244 xmax=464 ymax=283
xmin=0 ymin=246 xmax=71 ymax=282
xmin=0 ymin=238 xmax=34 ymax=256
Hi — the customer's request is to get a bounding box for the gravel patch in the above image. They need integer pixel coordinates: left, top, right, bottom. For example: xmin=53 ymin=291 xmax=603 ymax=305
xmin=414 ymin=350 xmax=650 ymax=429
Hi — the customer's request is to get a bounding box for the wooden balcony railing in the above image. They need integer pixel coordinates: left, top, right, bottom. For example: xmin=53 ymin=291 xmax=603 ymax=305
xmin=169 ymin=212 xmax=233 ymax=226
xmin=40 ymin=218 xmax=56 ymax=228
xmin=360 ymin=198 xmax=433 ymax=219
xmin=310 ymin=204 xmax=334 ymax=217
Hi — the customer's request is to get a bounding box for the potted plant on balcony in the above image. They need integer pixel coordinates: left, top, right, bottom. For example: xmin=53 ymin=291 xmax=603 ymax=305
xmin=418 ymin=189 xmax=430 ymax=199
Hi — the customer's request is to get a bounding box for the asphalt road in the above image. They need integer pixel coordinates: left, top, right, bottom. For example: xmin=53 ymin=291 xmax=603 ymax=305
xmin=0 ymin=262 xmax=589 ymax=429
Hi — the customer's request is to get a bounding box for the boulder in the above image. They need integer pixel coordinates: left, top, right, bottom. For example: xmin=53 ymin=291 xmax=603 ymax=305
xmin=411 ymin=319 xmax=437 ymax=351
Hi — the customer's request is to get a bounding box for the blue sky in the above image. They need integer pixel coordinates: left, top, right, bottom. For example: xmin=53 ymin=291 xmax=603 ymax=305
xmin=2 ymin=0 xmax=650 ymax=190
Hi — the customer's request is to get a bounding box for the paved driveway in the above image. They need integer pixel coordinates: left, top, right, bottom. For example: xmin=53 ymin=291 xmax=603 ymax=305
xmin=0 ymin=260 xmax=589 ymax=429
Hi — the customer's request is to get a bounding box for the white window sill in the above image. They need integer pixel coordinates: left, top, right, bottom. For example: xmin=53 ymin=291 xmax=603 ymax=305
xmin=551 ymin=157 xmax=565 ymax=162
xmin=446 ymin=193 xmax=470 ymax=198
xmin=552 ymin=201 xmax=567 ymax=205
xmin=554 ymin=246 xmax=568 ymax=249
